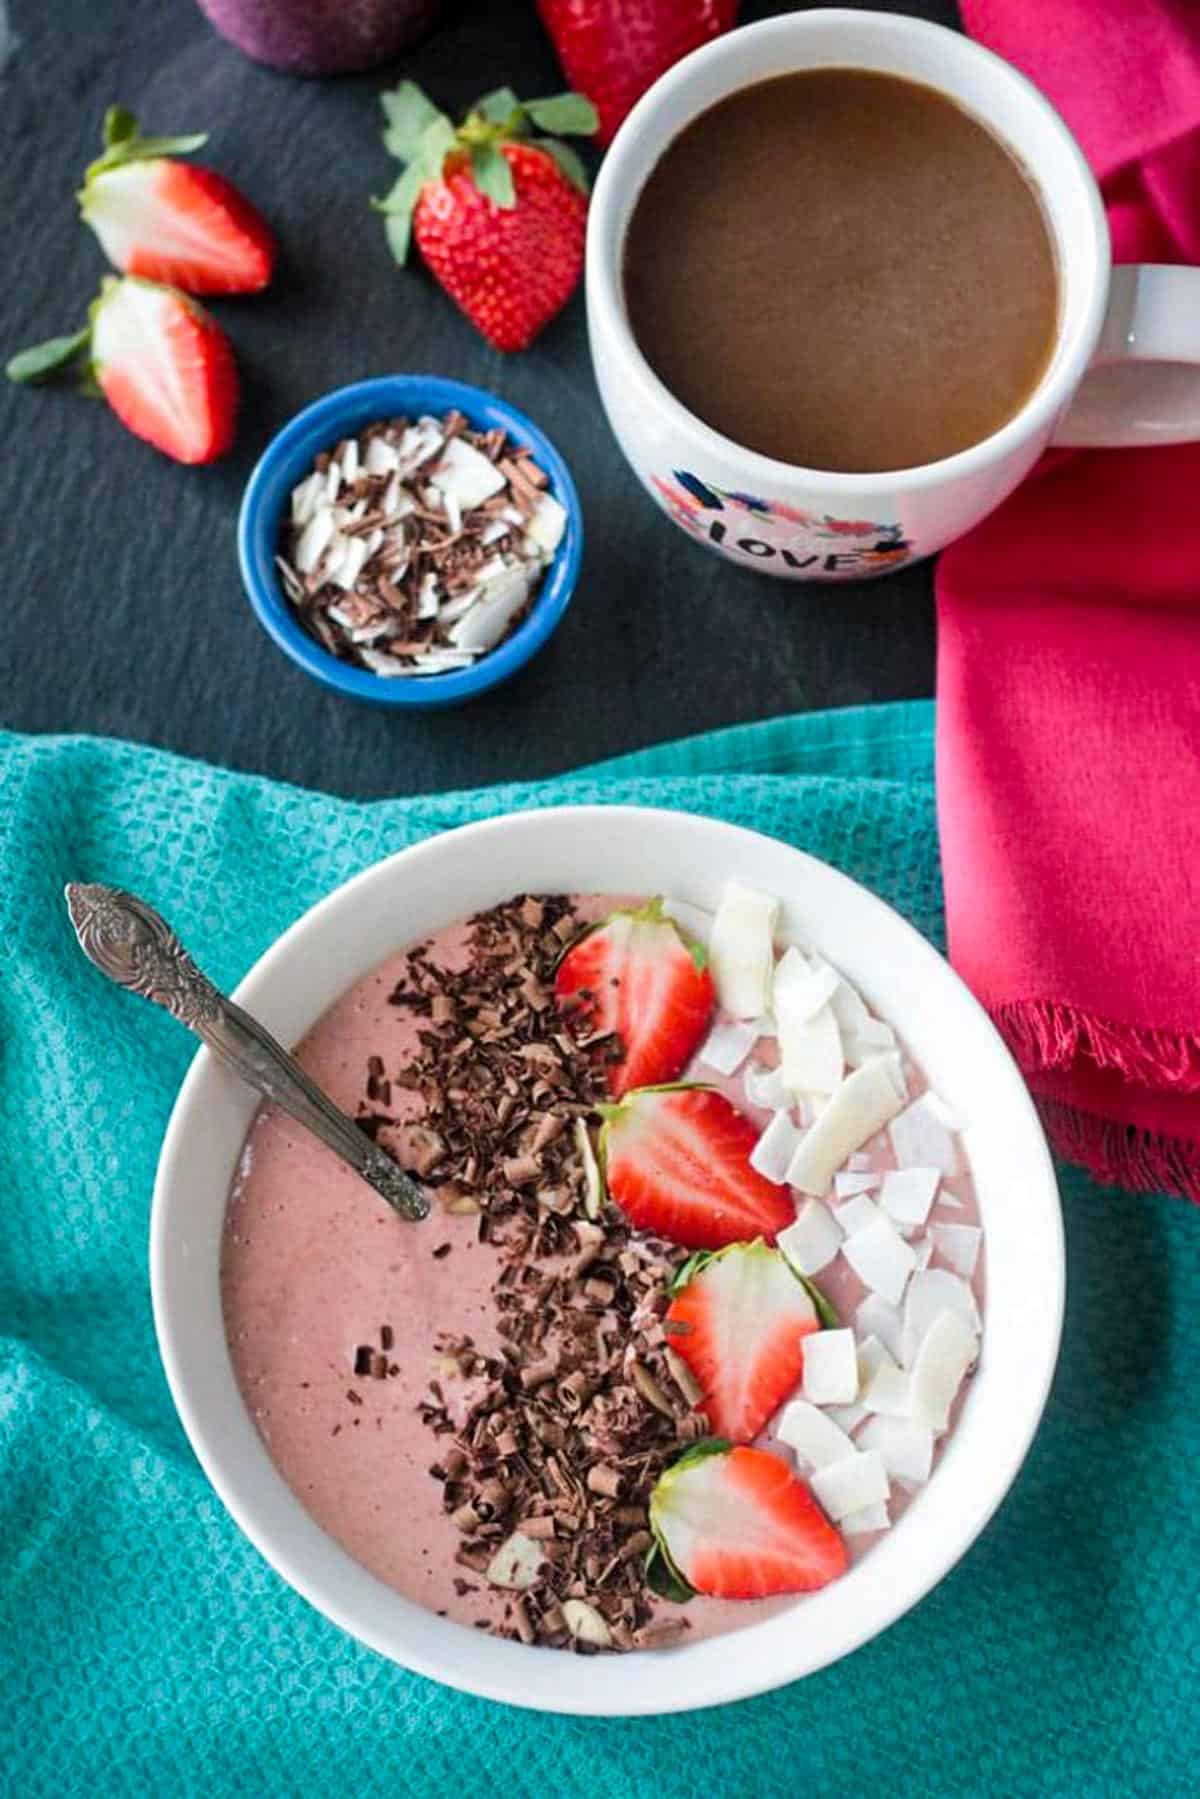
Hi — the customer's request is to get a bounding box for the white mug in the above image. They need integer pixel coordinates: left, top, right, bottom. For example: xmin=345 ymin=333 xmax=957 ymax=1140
xmin=586 ymin=8 xmax=1200 ymax=580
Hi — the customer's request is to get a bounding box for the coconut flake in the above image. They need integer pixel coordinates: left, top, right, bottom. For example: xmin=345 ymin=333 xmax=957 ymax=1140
xmin=575 ymin=1118 xmax=602 ymax=1220
xmin=661 ymin=897 xmax=713 ymax=947
xmin=359 ymin=648 xmax=411 ymax=677
xmin=861 ymin=1359 xmax=911 ymax=1418
xmin=448 ymin=564 xmax=533 ymax=652
xmin=526 ymin=490 xmax=567 ymax=558
xmin=324 ymin=461 xmax=342 ymax=503
xmin=802 ymin=1328 xmax=859 ymax=1405
xmin=810 ymin=1450 xmax=889 ymax=1522
xmin=749 ymin=1109 xmax=803 ymax=1184
xmin=856 ymin=1415 xmax=934 ymax=1486
xmin=890 ymin=1095 xmax=960 ymax=1175
xmin=294 ymin=507 xmax=334 ymax=574
xmin=929 ymin=1223 xmax=982 ymax=1278
xmin=910 ymin=1308 xmax=977 ymax=1431
xmin=331 ymin=535 xmax=370 ymax=591
xmin=698 ymin=1016 xmax=760 ymax=1077
xmin=290 ymin=470 xmax=325 ymax=526
xmin=425 ymin=434 xmax=506 ymax=509
xmin=834 ymin=1170 xmax=880 ymax=1199
xmin=416 ymin=572 xmax=441 ymax=619
xmin=855 ymin=1333 xmax=895 ymax=1387
xmin=824 ymin=1403 xmax=867 ymax=1433
xmin=922 ymin=1090 xmax=964 ymax=1132
xmin=776 ymin=1399 xmax=856 ymax=1470
xmin=363 ymin=435 xmax=400 ymax=476
xmin=912 ymin=1234 xmax=934 ymax=1270
xmin=437 ymin=586 xmax=481 ymax=625
xmin=880 ymin=1166 xmax=940 ymax=1229
xmin=411 ymin=650 xmax=477 ymax=674
xmin=561 ymin=1598 xmax=612 ymax=1648
xmin=743 ymin=1060 xmax=794 ymax=1114
xmin=841 ymin=1213 xmax=916 ymax=1307
xmin=901 ymin=1269 xmax=981 ymax=1366
xmin=841 ymin=1500 xmax=891 ymax=1535
xmin=777 ymin=1198 xmax=842 ymax=1276
xmin=338 ymin=436 xmax=359 ymax=481
xmin=774 ymin=949 xmax=843 ymax=1095
xmin=785 ymin=1060 xmax=906 ymax=1196
xmin=855 ymin=1294 xmax=905 ymax=1364
xmin=832 ymin=1193 xmax=879 ymax=1236
xmin=708 ymin=882 xmax=779 ymax=1018
xmin=486 ymin=1531 xmax=544 ymax=1589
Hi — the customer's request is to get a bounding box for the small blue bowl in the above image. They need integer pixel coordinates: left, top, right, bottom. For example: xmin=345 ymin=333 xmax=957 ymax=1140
xmin=238 ymin=375 xmax=584 ymax=708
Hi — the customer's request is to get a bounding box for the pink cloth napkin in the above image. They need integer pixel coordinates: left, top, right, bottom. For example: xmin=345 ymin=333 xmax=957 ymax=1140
xmin=936 ymin=0 xmax=1200 ymax=1198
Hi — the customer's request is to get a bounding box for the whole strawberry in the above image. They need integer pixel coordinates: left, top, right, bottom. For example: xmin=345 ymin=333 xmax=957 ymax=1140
xmin=372 ymin=83 xmax=597 ymax=352
xmin=537 ymin=0 xmax=738 ymax=147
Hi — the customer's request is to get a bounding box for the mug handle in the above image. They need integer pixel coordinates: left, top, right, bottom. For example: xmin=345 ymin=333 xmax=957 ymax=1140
xmin=1052 ymin=265 xmax=1200 ymax=447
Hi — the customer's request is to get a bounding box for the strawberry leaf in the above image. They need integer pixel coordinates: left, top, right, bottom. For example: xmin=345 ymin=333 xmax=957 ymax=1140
xmin=469 ymin=142 xmax=516 ymax=209
xmin=417 ymin=114 xmax=458 ymax=178
xmin=370 ymin=162 xmax=430 ymax=265
xmin=6 ymin=327 xmax=92 ymax=386
xmin=103 ymin=105 xmax=137 ymax=146
xmin=524 ymin=93 xmax=599 ymax=137
xmin=381 ymin=81 xmax=448 ymax=164
xmin=87 ymin=107 xmax=208 ymax=177
xmin=538 ymin=137 xmax=591 ymax=194
xmin=475 ymin=86 xmax=522 ymax=127
xmin=791 ymin=1268 xmax=839 ymax=1330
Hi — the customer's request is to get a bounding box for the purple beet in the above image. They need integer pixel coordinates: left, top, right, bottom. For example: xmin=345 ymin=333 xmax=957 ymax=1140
xmin=194 ymin=0 xmax=444 ymax=76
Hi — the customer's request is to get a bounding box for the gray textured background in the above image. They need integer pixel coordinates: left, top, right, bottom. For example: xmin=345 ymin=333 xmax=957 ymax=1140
xmin=0 ymin=0 xmax=955 ymax=799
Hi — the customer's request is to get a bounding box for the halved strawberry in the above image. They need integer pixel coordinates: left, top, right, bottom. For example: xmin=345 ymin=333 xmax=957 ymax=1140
xmin=79 ymin=107 xmax=275 ymax=295
xmin=8 ymin=275 xmax=238 ymax=465
xmin=90 ymin=277 xmax=238 ymax=463
xmin=665 ymin=1241 xmax=820 ymax=1441
xmin=599 ymin=1086 xmax=793 ymax=1249
xmin=648 ymin=1441 xmax=848 ymax=1600
xmin=555 ymin=899 xmax=714 ymax=1095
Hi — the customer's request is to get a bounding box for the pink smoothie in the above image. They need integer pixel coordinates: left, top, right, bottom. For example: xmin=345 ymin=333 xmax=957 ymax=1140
xmin=221 ymin=895 xmax=982 ymax=1647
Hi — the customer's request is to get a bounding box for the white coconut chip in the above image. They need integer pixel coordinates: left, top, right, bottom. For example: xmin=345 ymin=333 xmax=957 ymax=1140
xmin=922 ymin=1090 xmax=964 ymax=1132
xmin=416 ymin=572 xmax=441 ymax=619
xmin=448 ymin=565 xmax=533 ymax=652
xmin=842 ymin=1500 xmax=891 ymax=1535
xmin=443 ymin=490 xmax=462 ymax=535
xmin=772 ymin=957 xmax=840 ymax=1025
xmin=861 ymin=1359 xmax=912 ymax=1418
xmin=359 ymin=648 xmax=411 ymax=677
xmin=561 ymin=1598 xmax=612 ymax=1648
xmin=399 ymin=418 xmax=444 ymax=471
xmin=912 ymin=1234 xmax=934 ymax=1270
xmin=479 ymin=518 xmax=510 ymax=547
xmin=855 ymin=1333 xmax=894 ymax=1386
xmin=929 ymin=1222 xmax=982 ymax=1278
xmin=294 ymin=507 xmax=334 ymax=574
xmin=785 ymin=1060 xmax=906 ymax=1196
xmin=487 ymin=1531 xmax=545 ymax=1590
xmin=832 ymin=1193 xmax=879 ymax=1236
xmin=901 ymin=1269 xmax=981 ymax=1367
xmin=841 ymin=1212 xmax=917 ymax=1307
xmin=697 ymin=1016 xmax=760 ymax=1076
xmin=890 ymin=1094 xmax=960 ymax=1175
xmin=742 ymin=1060 xmax=792 ymax=1114
xmin=824 ymin=1403 xmax=867 ymax=1433
xmin=834 ymin=1170 xmax=880 ymax=1199
xmin=821 ymin=962 xmax=869 ymax=1036
xmin=575 ymin=1118 xmax=602 ymax=1221
xmin=880 ymin=1166 xmax=940 ymax=1229
xmin=331 ymin=535 xmax=370 ymax=591
xmin=810 ymin=1450 xmax=889 ymax=1522
xmin=338 ymin=435 xmax=359 ymax=481
xmin=802 ymin=1328 xmax=859 ymax=1405
xmin=749 ymin=1109 xmax=803 ymax=1184
xmin=777 ymin=1199 xmax=842 ymax=1276
xmin=526 ymin=491 xmax=568 ymax=558
xmin=774 ymin=949 xmax=843 ymax=1096
xmin=364 ymin=435 xmax=400 ymax=476
xmin=848 ymin=1152 xmax=871 ymax=1171
xmin=856 ymin=1415 xmax=934 ymax=1486
xmin=411 ymin=650 xmax=477 ymax=674
xmin=910 ymin=1308 xmax=978 ymax=1432
xmin=776 ymin=1399 xmax=856 ymax=1471
xmin=707 ymin=882 xmax=779 ymax=1019
xmin=274 ymin=555 xmax=303 ymax=599
xmin=324 ymin=461 xmax=342 ymax=503
xmin=855 ymin=1294 xmax=905 ymax=1364
xmin=437 ymin=586 xmax=480 ymax=625
xmin=290 ymin=470 xmax=325 ymax=526
xmin=426 ymin=434 xmax=507 ymax=509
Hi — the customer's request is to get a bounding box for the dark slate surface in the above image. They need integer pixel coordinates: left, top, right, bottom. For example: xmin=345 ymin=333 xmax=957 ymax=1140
xmin=0 ymin=0 xmax=955 ymax=800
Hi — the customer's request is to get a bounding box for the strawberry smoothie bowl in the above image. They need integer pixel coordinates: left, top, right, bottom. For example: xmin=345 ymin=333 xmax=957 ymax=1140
xmin=237 ymin=376 xmax=583 ymax=708
xmin=151 ymin=807 xmax=1063 ymax=1714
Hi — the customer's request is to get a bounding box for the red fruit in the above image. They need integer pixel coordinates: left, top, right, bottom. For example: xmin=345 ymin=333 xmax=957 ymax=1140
xmin=78 ymin=106 xmax=274 ymax=294
xmin=413 ymin=142 xmax=587 ymax=352
xmin=555 ymin=898 xmax=714 ymax=1096
xmin=91 ymin=277 xmax=238 ymax=464
xmin=537 ymin=0 xmax=739 ymax=147
xmin=599 ymin=1086 xmax=793 ymax=1250
xmin=665 ymin=1242 xmax=819 ymax=1441
xmin=83 ymin=161 xmax=275 ymax=295
xmin=649 ymin=1442 xmax=847 ymax=1600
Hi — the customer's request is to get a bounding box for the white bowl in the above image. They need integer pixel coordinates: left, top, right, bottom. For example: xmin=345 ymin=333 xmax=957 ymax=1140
xmin=151 ymin=806 xmax=1063 ymax=1716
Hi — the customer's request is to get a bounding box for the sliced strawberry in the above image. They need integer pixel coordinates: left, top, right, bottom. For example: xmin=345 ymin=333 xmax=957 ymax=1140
xmin=665 ymin=1241 xmax=820 ymax=1441
xmin=91 ymin=276 xmax=238 ymax=464
xmin=78 ymin=107 xmax=274 ymax=295
xmin=600 ymin=1086 xmax=793 ymax=1250
xmin=555 ymin=898 xmax=714 ymax=1096
xmin=649 ymin=1441 xmax=847 ymax=1600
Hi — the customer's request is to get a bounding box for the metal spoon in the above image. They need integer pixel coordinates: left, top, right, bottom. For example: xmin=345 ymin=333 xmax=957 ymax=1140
xmin=64 ymin=882 xmax=429 ymax=1223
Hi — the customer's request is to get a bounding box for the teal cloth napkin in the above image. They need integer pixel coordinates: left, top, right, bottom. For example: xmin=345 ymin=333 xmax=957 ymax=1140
xmin=2 ymin=704 xmax=1196 ymax=1796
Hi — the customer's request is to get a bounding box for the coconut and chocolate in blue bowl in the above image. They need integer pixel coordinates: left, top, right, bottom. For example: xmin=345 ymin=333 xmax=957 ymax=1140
xmin=239 ymin=375 xmax=582 ymax=707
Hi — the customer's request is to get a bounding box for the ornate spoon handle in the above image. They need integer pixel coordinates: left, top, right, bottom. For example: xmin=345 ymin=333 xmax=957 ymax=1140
xmin=64 ymin=883 xmax=429 ymax=1223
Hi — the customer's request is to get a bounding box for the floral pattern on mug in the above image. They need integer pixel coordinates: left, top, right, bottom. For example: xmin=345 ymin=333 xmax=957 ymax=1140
xmin=651 ymin=471 xmax=913 ymax=576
